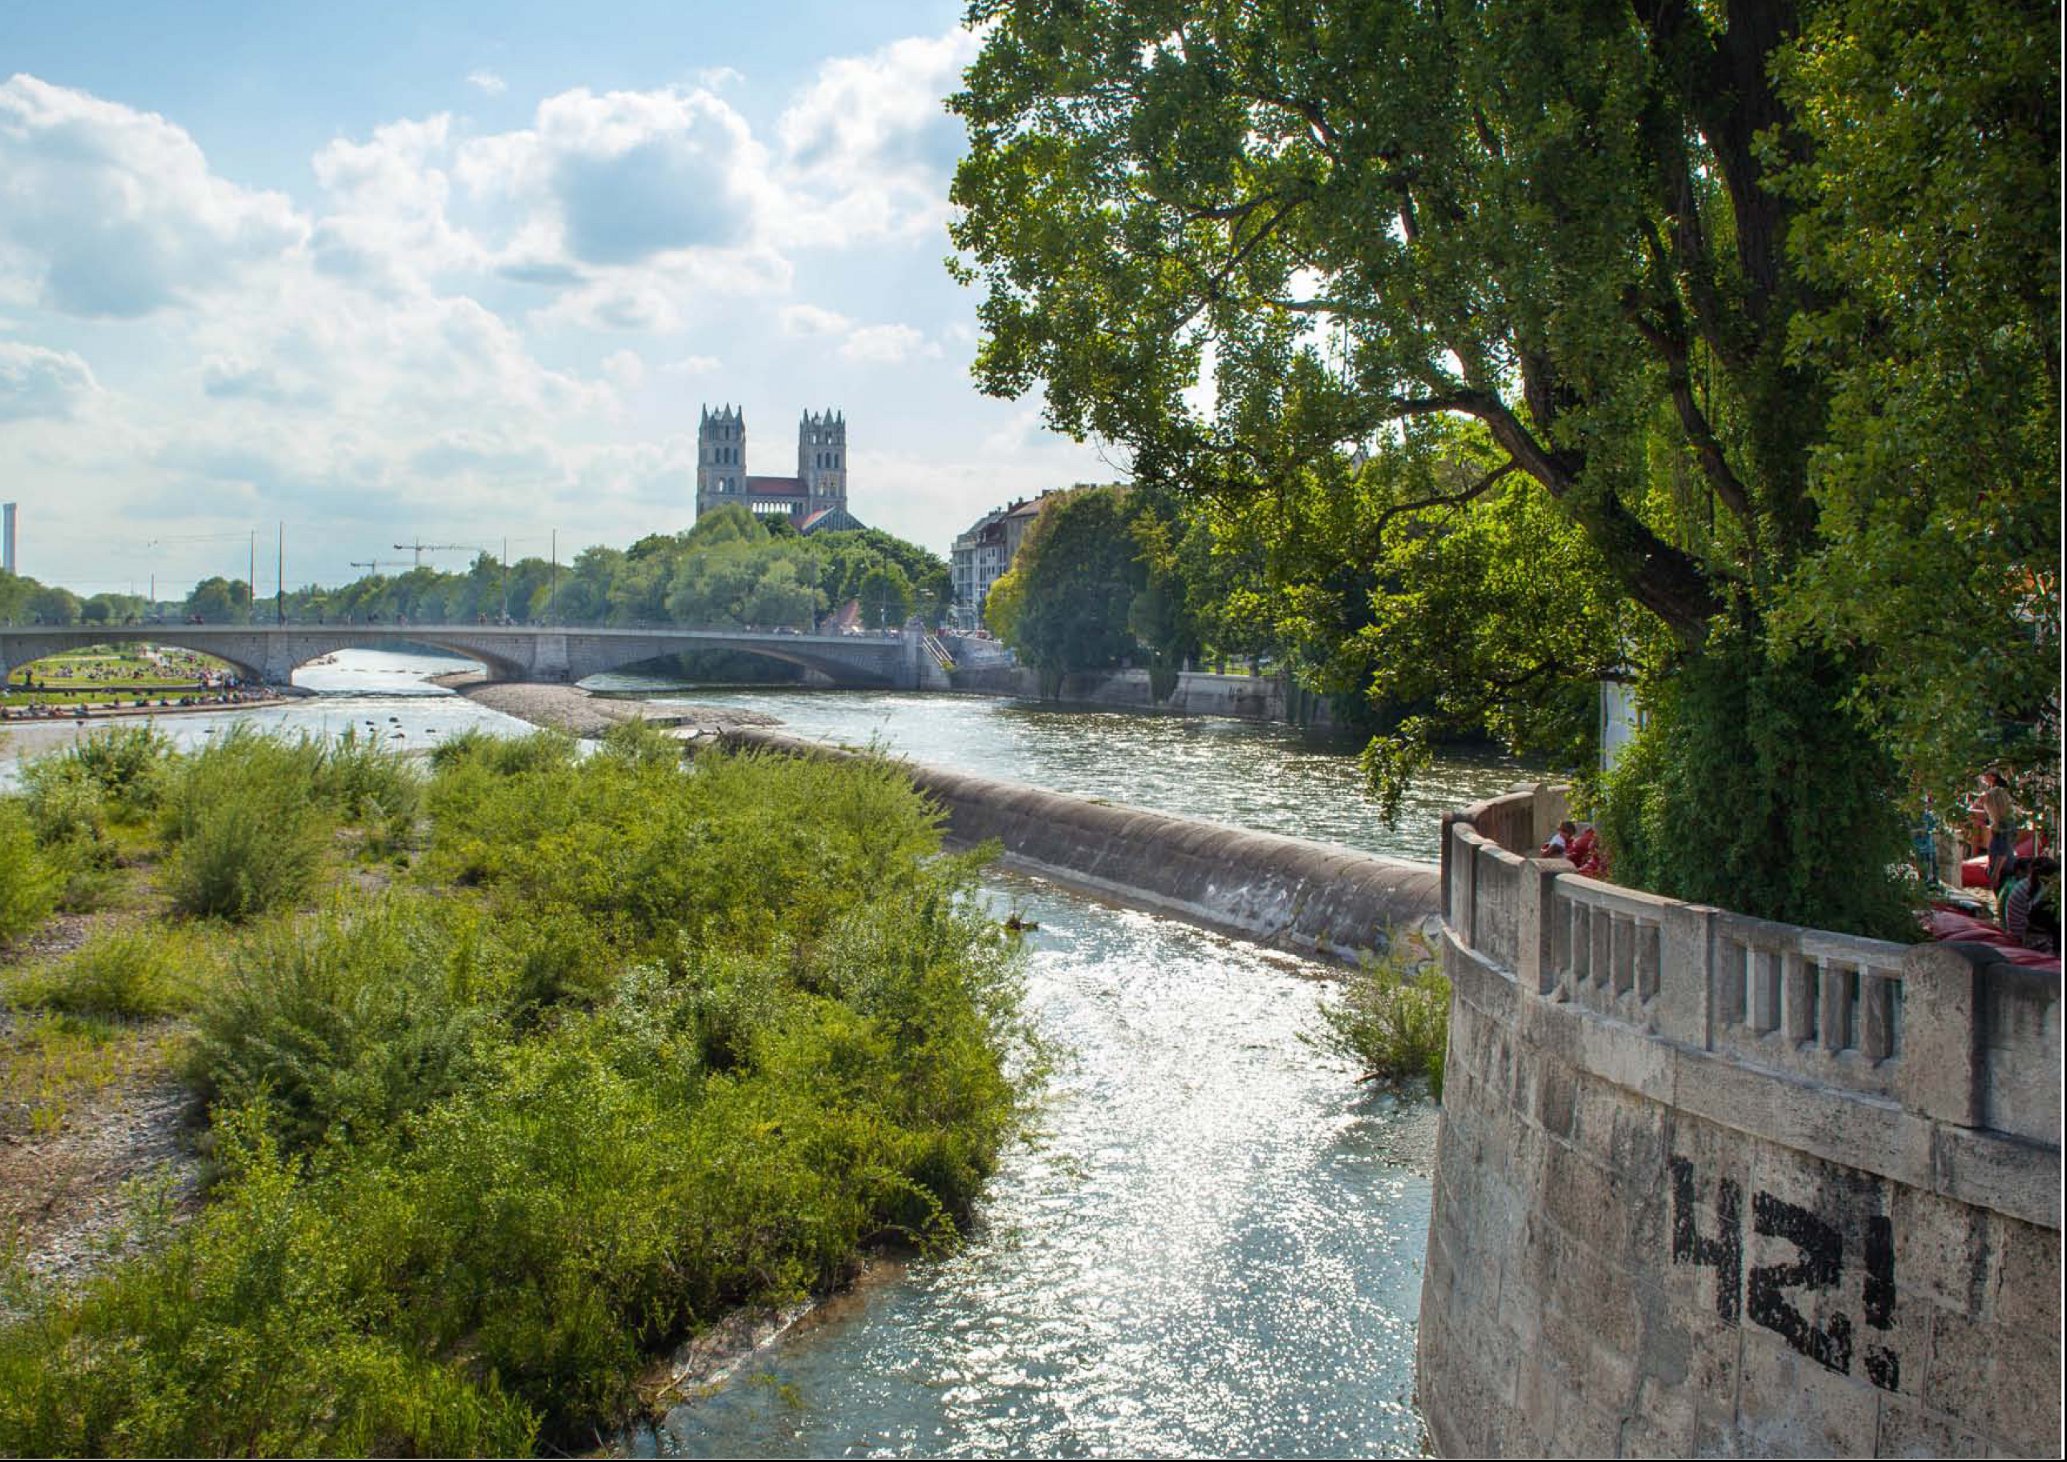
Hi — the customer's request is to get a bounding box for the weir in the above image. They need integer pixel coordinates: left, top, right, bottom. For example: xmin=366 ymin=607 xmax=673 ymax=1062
xmin=722 ymin=727 xmax=1441 ymax=961
xmin=1419 ymin=787 xmax=2060 ymax=1458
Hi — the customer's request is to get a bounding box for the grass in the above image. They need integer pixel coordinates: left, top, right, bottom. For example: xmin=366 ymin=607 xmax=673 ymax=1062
xmin=0 ymin=1011 xmax=180 ymax=1139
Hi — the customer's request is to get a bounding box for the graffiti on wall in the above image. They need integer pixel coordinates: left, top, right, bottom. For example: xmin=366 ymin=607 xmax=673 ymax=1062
xmin=1669 ymin=1156 xmax=1900 ymax=1391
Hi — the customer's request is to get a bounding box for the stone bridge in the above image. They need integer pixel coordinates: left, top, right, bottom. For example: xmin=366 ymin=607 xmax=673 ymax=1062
xmin=0 ymin=623 xmax=937 ymax=690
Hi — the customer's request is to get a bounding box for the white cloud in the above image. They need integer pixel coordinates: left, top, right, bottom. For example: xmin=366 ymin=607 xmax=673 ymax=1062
xmin=309 ymin=114 xmax=480 ymax=291
xmin=779 ymin=302 xmax=851 ymax=337
xmin=600 ymin=348 xmax=645 ymax=390
xmin=779 ymin=304 xmax=935 ymax=363
xmin=773 ymin=29 xmax=980 ymax=245
xmin=840 ymin=322 xmax=935 ymax=364
xmin=0 ymin=74 xmax=306 ymax=317
xmin=0 ymin=340 xmax=99 ymax=420
xmin=0 ymin=31 xmax=1070 ymax=586
xmin=466 ymin=69 xmax=507 ymax=95
xmin=459 ymin=86 xmax=774 ymax=267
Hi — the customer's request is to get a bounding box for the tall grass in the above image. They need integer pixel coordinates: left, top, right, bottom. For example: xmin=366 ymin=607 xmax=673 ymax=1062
xmin=5 ymin=925 xmax=219 ymax=1020
xmin=155 ymin=725 xmax=421 ymax=920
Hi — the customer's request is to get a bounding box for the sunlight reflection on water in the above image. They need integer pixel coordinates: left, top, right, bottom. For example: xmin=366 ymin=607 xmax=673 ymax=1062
xmin=631 ymin=880 xmax=1438 ymax=1460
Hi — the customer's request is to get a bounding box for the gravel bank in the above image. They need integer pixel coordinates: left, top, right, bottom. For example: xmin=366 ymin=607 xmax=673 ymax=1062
xmin=455 ymin=681 xmax=782 ymax=740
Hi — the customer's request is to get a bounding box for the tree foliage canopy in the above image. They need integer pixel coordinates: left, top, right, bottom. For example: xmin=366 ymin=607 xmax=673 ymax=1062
xmin=950 ymin=0 xmax=2059 ymax=925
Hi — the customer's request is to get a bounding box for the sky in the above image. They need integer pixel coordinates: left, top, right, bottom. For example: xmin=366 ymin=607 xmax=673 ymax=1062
xmin=0 ymin=0 xmax=1112 ymax=599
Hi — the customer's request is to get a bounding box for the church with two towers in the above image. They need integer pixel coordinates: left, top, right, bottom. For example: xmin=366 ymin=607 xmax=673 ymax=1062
xmin=693 ymin=405 xmax=866 ymax=534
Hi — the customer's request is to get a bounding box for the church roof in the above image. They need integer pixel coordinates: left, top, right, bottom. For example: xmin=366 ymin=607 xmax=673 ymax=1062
xmin=744 ymin=475 xmax=806 ymax=497
xmin=798 ymin=507 xmax=867 ymax=535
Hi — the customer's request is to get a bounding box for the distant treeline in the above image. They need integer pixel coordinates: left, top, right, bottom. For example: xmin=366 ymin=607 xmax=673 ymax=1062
xmin=0 ymin=506 xmax=951 ymax=632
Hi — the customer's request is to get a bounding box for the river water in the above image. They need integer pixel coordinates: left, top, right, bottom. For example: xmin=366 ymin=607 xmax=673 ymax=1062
xmin=4 ymin=649 xmax=1529 ymax=1456
xmin=592 ymin=680 xmax=1525 ymax=863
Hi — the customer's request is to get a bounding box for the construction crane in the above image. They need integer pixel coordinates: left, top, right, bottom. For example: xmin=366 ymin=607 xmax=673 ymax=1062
xmin=348 ymin=558 xmax=401 ymax=577
xmin=393 ymin=541 xmax=483 ymax=567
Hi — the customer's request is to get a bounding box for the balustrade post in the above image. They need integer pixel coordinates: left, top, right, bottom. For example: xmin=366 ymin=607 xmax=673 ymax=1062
xmin=1897 ymin=944 xmax=1985 ymax=1127
xmin=1450 ymin=822 xmax=1478 ymax=951
xmin=1657 ymin=904 xmax=1716 ymax=1049
xmin=1517 ymin=858 xmax=1561 ymax=996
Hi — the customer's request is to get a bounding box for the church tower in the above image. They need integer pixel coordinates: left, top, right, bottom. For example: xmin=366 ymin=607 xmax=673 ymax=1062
xmin=797 ymin=408 xmax=847 ymax=517
xmin=696 ymin=404 xmax=746 ymax=518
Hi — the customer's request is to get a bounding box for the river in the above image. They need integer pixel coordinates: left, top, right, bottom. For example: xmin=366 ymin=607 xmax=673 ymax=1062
xmin=4 ymin=649 xmax=1529 ymax=1456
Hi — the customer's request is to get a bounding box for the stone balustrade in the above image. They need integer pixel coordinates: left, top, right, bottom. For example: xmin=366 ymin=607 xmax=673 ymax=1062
xmin=1420 ymin=784 xmax=2061 ymax=1459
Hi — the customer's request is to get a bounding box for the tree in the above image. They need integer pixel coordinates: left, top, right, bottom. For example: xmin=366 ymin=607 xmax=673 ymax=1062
xmin=183 ymin=577 xmax=249 ymax=624
xmin=857 ymin=563 xmax=915 ymax=629
xmin=993 ymin=487 xmax=1142 ymax=680
xmin=950 ymin=0 xmax=2058 ymax=931
xmin=1764 ymin=0 xmax=2059 ymax=805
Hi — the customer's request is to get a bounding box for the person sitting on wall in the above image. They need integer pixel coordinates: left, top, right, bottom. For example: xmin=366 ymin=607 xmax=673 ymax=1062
xmin=2004 ymin=857 xmax=2059 ymax=952
xmin=1566 ymin=826 xmax=1607 ymax=879
xmin=1541 ymin=820 xmax=1579 ymax=858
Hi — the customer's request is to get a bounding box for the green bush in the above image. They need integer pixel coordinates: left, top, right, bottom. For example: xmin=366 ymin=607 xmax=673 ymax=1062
xmin=0 ymin=801 xmax=59 ymax=944
xmin=192 ymin=894 xmax=510 ymax=1152
xmin=597 ymin=715 xmax=683 ymax=768
xmin=313 ymin=725 xmax=423 ymax=838
xmin=15 ymin=766 xmax=121 ymax=912
xmin=1590 ymin=628 xmax=1919 ymax=939
xmin=1313 ymin=943 xmax=1450 ymax=1098
xmin=63 ymin=726 xmax=173 ymax=816
xmin=0 ymin=1105 xmax=539 ymax=1458
xmin=160 ymin=728 xmax=330 ymax=921
xmin=8 ymin=926 xmax=211 ymax=1020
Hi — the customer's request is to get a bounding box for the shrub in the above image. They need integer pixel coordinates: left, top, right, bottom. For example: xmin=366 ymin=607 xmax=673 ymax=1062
xmin=160 ymin=728 xmax=330 ymax=921
xmin=0 ymin=1104 xmax=540 ymax=1458
xmin=0 ymin=801 xmax=59 ymax=944
xmin=313 ymin=725 xmax=423 ymax=836
xmin=1 ymin=739 xmax=1029 ymax=1454
xmin=63 ymin=726 xmax=173 ymax=816
xmin=1589 ymin=627 xmax=1919 ymax=940
xmin=14 ymin=766 xmax=121 ymax=911
xmin=597 ymin=715 xmax=682 ymax=768
xmin=1313 ymin=942 xmax=1450 ymax=1098
xmin=9 ymin=926 xmax=211 ymax=1020
xmin=192 ymin=894 xmax=510 ymax=1152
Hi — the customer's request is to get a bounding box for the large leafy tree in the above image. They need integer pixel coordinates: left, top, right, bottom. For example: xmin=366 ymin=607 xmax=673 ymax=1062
xmin=950 ymin=0 xmax=2058 ymax=930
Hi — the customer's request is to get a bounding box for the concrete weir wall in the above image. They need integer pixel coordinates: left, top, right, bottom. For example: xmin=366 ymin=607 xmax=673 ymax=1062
xmin=722 ymin=727 xmax=1438 ymax=960
xmin=1419 ymin=788 xmax=2062 ymax=1458
xmin=948 ymin=665 xmax=1335 ymax=729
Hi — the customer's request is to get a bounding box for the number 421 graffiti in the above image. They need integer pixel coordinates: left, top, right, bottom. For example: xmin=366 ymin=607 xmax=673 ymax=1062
xmin=1669 ymin=1156 xmax=1900 ymax=1392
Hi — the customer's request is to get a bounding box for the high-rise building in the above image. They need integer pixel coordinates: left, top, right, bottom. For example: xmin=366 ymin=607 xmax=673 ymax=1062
xmin=2 ymin=502 xmax=15 ymax=575
xmin=694 ymin=405 xmax=863 ymax=533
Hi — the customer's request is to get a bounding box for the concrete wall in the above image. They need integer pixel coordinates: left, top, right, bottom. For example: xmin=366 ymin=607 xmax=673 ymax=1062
xmin=947 ymin=665 xmax=1335 ymax=729
xmin=722 ymin=727 xmax=1438 ymax=961
xmin=1420 ymin=788 xmax=2062 ymax=1458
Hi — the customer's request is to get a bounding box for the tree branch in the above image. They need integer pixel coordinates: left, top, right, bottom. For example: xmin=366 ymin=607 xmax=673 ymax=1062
xmin=1372 ymin=460 xmax=1520 ymax=541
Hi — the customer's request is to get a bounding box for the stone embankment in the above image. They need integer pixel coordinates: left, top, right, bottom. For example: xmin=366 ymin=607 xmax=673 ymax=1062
xmin=451 ymin=680 xmax=779 ymax=740
xmin=722 ymin=726 xmax=1439 ymax=960
xmin=1419 ymin=785 xmax=2061 ymax=1459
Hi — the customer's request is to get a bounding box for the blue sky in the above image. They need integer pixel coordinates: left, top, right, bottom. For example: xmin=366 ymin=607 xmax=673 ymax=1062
xmin=0 ymin=1 xmax=1107 ymax=597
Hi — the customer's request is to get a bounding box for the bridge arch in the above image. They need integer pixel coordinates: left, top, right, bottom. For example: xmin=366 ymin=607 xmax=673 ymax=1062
xmin=0 ymin=624 xmax=917 ymax=690
xmin=563 ymin=635 xmax=900 ymax=688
